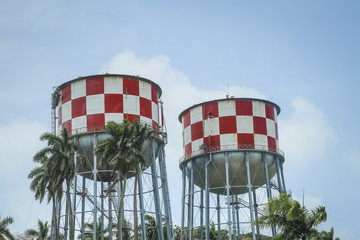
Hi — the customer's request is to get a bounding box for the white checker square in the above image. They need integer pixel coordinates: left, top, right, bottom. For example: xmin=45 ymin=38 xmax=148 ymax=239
xmin=190 ymin=105 xmax=203 ymax=124
xmin=139 ymin=81 xmax=152 ymax=100
xmin=86 ymin=94 xmax=105 ymax=115
xmin=220 ymin=133 xmax=238 ymax=146
xmin=140 ymin=116 xmax=153 ymax=126
xmin=104 ymin=76 xmax=123 ymax=94
xmin=105 ymin=113 xmax=124 ymax=124
xmin=72 ymin=116 xmax=87 ymax=133
xmin=71 ymin=79 xmax=86 ymax=99
xmin=192 ymin=138 xmax=204 ymax=152
xmin=236 ymin=116 xmax=254 ymax=133
xmin=253 ymin=101 xmax=266 ymax=117
xmin=152 ymin=102 xmax=159 ymax=123
xmin=183 ymin=126 xmax=191 ymax=145
xmin=254 ymin=134 xmax=268 ymax=147
xmin=204 ymin=117 xmax=219 ymax=137
xmin=61 ymin=101 xmax=71 ymax=123
xmin=123 ymin=95 xmax=140 ymax=115
xmin=266 ymin=118 xmax=276 ymax=138
xmin=218 ymin=100 xmax=236 ymax=117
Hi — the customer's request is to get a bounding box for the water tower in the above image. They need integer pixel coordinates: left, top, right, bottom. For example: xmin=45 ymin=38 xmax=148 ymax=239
xmin=179 ymin=98 xmax=287 ymax=240
xmin=51 ymin=74 xmax=173 ymax=240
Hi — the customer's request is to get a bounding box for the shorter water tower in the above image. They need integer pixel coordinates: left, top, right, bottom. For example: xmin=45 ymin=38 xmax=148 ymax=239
xmin=179 ymin=98 xmax=287 ymax=240
xmin=51 ymin=74 xmax=173 ymax=240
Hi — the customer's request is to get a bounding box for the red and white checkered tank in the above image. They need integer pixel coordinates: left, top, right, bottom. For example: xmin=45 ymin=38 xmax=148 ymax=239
xmin=179 ymin=98 xmax=281 ymax=160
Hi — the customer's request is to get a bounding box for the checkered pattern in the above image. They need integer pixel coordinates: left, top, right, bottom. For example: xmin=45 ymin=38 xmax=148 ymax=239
xmin=57 ymin=76 xmax=160 ymax=135
xmin=181 ymin=99 xmax=279 ymax=159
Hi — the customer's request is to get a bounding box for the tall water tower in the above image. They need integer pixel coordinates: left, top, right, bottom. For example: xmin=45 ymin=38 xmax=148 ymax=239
xmin=51 ymin=74 xmax=173 ymax=240
xmin=179 ymin=98 xmax=287 ymax=240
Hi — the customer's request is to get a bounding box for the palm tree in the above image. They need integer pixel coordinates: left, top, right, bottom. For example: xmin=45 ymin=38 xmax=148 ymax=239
xmin=33 ymin=128 xmax=77 ymax=240
xmin=0 ymin=216 xmax=15 ymax=240
xmin=28 ymin=156 xmax=61 ymax=240
xmin=94 ymin=120 xmax=153 ymax=240
xmin=254 ymin=193 xmax=327 ymax=240
xmin=77 ymin=217 xmax=115 ymax=240
xmin=25 ymin=219 xmax=50 ymax=240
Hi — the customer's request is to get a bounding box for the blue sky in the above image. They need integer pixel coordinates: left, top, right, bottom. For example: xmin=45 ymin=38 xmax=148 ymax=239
xmin=0 ymin=1 xmax=359 ymax=239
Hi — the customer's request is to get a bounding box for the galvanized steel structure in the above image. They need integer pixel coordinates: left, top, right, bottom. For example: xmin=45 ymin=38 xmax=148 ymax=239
xmin=179 ymin=98 xmax=287 ymax=239
xmin=51 ymin=74 xmax=173 ymax=240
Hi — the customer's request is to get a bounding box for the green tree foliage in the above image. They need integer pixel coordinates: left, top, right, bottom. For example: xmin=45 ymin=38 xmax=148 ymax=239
xmin=254 ymin=193 xmax=327 ymax=240
xmin=25 ymin=219 xmax=50 ymax=240
xmin=94 ymin=120 xmax=153 ymax=240
xmin=0 ymin=216 xmax=15 ymax=240
xmin=32 ymin=128 xmax=78 ymax=240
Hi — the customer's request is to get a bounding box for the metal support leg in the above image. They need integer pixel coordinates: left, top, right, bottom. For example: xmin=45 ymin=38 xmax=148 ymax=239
xmin=101 ymin=182 xmax=104 ymax=240
xmin=138 ymin=164 xmax=147 ymax=240
xmin=93 ymin=134 xmax=98 ymax=240
xmin=80 ymin=177 xmax=85 ymax=240
xmin=280 ymin=160 xmax=286 ymax=193
xmin=264 ymin=156 xmax=276 ymax=236
xmin=231 ymin=195 xmax=237 ymax=240
xmin=64 ymin=197 xmax=69 ymax=239
xmin=180 ymin=167 xmax=186 ymax=240
xmin=108 ymin=182 xmax=113 ymax=240
xmin=235 ymin=196 xmax=240 ymax=240
xmin=225 ymin=152 xmax=232 ymax=240
xmin=245 ymin=152 xmax=256 ymax=240
xmin=205 ymin=154 xmax=211 ymax=240
xmin=200 ymin=190 xmax=204 ymax=240
xmin=217 ymin=195 xmax=221 ymax=240
xmin=151 ymin=141 xmax=164 ymax=240
xmin=253 ymin=190 xmax=260 ymax=239
xmin=188 ymin=164 xmax=194 ymax=240
xmin=159 ymin=145 xmax=173 ymax=239
xmin=72 ymin=174 xmax=77 ymax=239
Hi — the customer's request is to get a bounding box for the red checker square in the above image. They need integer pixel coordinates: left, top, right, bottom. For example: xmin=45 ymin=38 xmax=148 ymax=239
xmin=236 ymin=100 xmax=253 ymax=116
xmin=123 ymin=78 xmax=139 ymax=96
xmin=253 ymin=116 xmax=267 ymax=135
xmin=237 ymin=134 xmax=255 ymax=149
xmin=268 ymin=136 xmax=277 ymax=152
xmin=62 ymin=120 xmax=72 ymax=135
xmin=219 ymin=116 xmax=237 ymax=134
xmin=105 ymin=94 xmax=123 ymax=113
xmin=191 ymin=121 xmax=204 ymax=141
xmin=204 ymin=102 xmax=219 ymax=119
xmin=204 ymin=135 xmax=220 ymax=151
xmin=61 ymin=84 xmax=71 ymax=103
xmin=185 ymin=142 xmax=192 ymax=159
xmin=87 ymin=114 xmax=105 ymax=132
xmin=72 ymin=97 xmax=86 ymax=118
xmin=86 ymin=77 xmax=104 ymax=95
xmin=183 ymin=111 xmax=190 ymax=128
xmin=151 ymin=85 xmax=158 ymax=104
xmin=125 ymin=114 xmax=140 ymax=123
xmin=140 ymin=97 xmax=152 ymax=119
xmin=265 ymin=104 xmax=275 ymax=120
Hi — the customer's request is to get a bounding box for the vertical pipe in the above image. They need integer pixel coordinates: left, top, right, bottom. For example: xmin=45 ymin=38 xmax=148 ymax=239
xmin=264 ymin=156 xmax=276 ymax=237
xmin=225 ymin=152 xmax=232 ymax=240
xmin=235 ymin=195 xmax=240 ymax=240
xmin=275 ymin=156 xmax=283 ymax=193
xmin=205 ymin=154 xmax=211 ymax=240
xmin=231 ymin=195 xmax=237 ymax=239
xmin=93 ymin=134 xmax=98 ymax=240
xmin=138 ymin=164 xmax=147 ymax=240
xmin=280 ymin=160 xmax=287 ymax=193
xmin=151 ymin=140 xmax=164 ymax=240
xmin=245 ymin=151 xmax=256 ymax=240
xmin=80 ymin=177 xmax=86 ymax=240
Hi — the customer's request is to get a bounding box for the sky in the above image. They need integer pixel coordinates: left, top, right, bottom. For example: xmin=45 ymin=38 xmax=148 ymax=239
xmin=0 ymin=0 xmax=359 ymax=239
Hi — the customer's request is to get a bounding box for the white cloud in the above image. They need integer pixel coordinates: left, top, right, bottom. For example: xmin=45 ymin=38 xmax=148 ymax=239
xmin=279 ymin=97 xmax=335 ymax=172
xmin=0 ymin=120 xmax=47 ymax=177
